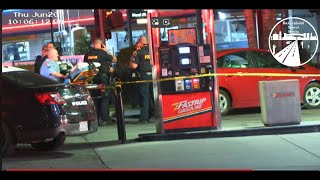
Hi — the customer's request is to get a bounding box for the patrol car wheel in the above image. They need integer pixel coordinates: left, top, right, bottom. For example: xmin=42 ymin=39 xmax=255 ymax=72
xmin=31 ymin=133 xmax=66 ymax=151
xmin=219 ymin=89 xmax=231 ymax=115
xmin=303 ymin=82 xmax=320 ymax=109
xmin=1 ymin=121 xmax=16 ymax=157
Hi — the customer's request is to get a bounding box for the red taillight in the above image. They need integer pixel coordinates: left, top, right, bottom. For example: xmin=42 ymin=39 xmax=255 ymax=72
xmin=35 ymin=92 xmax=66 ymax=105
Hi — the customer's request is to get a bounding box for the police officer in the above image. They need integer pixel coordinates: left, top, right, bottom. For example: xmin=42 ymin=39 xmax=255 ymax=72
xmin=47 ymin=42 xmax=62 ymax=61
xmin=34 ymin=45 xmax=49 ymax=74
xmin=40 ymin=49 xmax=68 ymax=82
xmin=35 ymin=42 xmax=61 ymax=74
xmin=84 ymin=38 xmax=117 ymax=126
xmin=130 ymin=36 xmax=154 ymax=123
xmin=129 ymin=42 xmax=143 ymax=108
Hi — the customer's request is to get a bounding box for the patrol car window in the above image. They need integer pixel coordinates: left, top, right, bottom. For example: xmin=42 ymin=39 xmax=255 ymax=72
xmin=3 ymin=71 xmax=59 ymax=87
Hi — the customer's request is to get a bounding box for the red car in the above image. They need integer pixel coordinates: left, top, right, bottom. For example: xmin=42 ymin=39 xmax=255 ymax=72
xmin=216 ymin=48 xmax=320 ymax=115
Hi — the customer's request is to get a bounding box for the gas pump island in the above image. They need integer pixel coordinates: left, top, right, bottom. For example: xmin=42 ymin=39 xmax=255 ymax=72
xmin=147 ymin=10 xmax=221 ymax=133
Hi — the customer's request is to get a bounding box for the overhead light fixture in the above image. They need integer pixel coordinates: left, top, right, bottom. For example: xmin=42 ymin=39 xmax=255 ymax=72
xmin=218 ymin=12 xmax=227 ymax=20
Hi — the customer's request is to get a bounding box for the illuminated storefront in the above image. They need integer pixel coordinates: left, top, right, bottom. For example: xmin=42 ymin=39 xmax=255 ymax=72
xmin=2 ymin=9 xmax=319 ymax=67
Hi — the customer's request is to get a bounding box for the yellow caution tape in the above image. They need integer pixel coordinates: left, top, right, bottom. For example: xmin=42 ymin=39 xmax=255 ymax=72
xmin=82 ymin=72 xmax=320 ymax=89
xmin=119 ymin=72 xmax=320 ymax=85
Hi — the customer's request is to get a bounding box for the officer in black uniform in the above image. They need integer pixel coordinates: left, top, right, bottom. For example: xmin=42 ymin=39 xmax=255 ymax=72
xmin=129 ymin=42 xmax=143 ymax=108
xmin=84 ymin=38 xmax=117 ymax=126
xmin=34 ymin=45 xmax=49 ymax=74
xmin=130 ymin=36 xmax=154 ymax=123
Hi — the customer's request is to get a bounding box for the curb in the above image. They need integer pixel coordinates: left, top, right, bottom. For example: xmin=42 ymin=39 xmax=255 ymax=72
xmin=138 ymin=123 xmax=320 ymax=141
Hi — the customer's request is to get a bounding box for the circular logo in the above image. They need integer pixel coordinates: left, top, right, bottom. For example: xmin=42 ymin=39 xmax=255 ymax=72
xmin=268 ymin=17 xmax=318 ymax=67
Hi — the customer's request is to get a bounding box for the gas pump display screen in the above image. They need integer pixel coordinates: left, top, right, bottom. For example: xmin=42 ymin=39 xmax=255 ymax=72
xmin=178 ymin=47 xmax=190 ymax=54
xmin=180 ymin=58 xmax=191 ymax=65
xmin=168 ymin=28 xmax=197 ymax=46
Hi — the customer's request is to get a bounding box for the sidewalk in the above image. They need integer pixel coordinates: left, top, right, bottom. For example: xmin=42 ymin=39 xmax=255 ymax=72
xmin=86 ymin=107 xmax=320 ymax=170
xmin=87 ymin=108 xmax=320 ymax=170
xmin=104 ymin=108 xmax=320 ymax=142
xmin=93 ymin=132 xmax=320 ymax=170
xmin=2 ymin=108 xmax=319 ymax=170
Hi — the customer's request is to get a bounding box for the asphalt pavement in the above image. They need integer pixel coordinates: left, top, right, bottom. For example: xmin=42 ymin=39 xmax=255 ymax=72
xmin=2 ymin=108 xmax=320 ymax=170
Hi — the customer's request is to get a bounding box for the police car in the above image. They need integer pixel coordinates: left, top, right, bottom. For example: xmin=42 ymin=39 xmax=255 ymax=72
xmin=1 ymin=66 xmax=98 ymax=156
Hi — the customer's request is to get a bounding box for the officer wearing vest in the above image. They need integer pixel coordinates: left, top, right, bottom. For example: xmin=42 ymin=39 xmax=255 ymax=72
xmin=84 ymin=38 xmax=117 ymax=126
xmin=129 ymin=42 xmax=143 ymax=108
xmin=130 ymin=36 xmax=154 ymax=123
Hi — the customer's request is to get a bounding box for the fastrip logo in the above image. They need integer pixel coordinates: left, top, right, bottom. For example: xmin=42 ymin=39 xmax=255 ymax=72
xmin=172 ymin=98 xmax=206 ymax=114
xmin=271 ymin=92 xmax=295 ymax=98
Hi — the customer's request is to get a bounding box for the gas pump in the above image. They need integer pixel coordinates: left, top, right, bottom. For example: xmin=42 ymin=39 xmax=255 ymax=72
xmin=148 ymin=10 xmax=221 ymax=133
